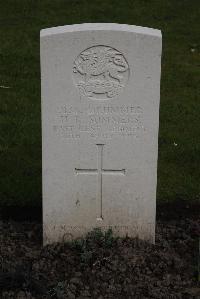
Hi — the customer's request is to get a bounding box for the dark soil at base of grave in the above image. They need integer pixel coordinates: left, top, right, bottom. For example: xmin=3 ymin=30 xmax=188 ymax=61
xmin=0 ymin=202 xmax=200 ymax=299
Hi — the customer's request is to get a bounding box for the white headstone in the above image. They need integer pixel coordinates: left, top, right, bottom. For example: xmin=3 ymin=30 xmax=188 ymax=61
xmin=40 ymin=23 xmax=162 ymax=244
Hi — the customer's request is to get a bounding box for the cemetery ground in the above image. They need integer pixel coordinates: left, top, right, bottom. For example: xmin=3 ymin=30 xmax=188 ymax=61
xmin=0 ymin=0 xmax=200 ymax=298
xmin=0 ymin=203 xmax=200 ymax=298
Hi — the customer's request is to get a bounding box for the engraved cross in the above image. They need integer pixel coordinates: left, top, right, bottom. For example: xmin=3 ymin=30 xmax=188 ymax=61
xmin=75 ymin=144 xmax=125 ymax=221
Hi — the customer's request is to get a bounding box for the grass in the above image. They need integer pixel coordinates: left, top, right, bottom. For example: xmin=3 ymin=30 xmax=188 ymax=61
xmin=0 ymin=0 xmax=200 ymax=206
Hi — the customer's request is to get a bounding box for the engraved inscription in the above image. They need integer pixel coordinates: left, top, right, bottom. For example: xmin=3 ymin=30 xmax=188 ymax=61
xmin=53 ymin=104 xmax=144 ymax=139
xmin=75 ymin=144 xmax=125 ymax=221
xmin=73 ymin=46 xmax=129 ymax=99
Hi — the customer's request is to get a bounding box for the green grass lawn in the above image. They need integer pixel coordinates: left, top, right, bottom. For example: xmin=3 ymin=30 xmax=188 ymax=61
xmin=0 ymin=0 xmax=199 ymax=206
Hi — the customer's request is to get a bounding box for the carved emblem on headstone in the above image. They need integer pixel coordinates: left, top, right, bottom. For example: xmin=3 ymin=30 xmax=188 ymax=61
xmin=73 ymin=45 xmax=129 ymax=99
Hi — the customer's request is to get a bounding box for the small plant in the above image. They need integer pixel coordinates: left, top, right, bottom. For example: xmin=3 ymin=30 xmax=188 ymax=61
xmin=86 ymin=227 xmax=116 ymax=247
xmin=86 ymin=227 xmax=105 ymax=246
xmin=104 ymin=228 xmax=116 ymax=248
xmin=69 ymin=228 xmax=116 ymax=264
xmin=48 ymin=281 xmax=65 ymax=298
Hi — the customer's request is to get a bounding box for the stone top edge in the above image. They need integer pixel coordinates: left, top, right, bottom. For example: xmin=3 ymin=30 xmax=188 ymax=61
xmin=40 ymin=23 xmax=162 ymax=38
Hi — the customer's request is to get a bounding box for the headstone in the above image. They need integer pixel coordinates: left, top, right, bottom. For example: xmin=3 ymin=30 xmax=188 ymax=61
xmin=40 ymin=23 xmax=162 ymax=245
